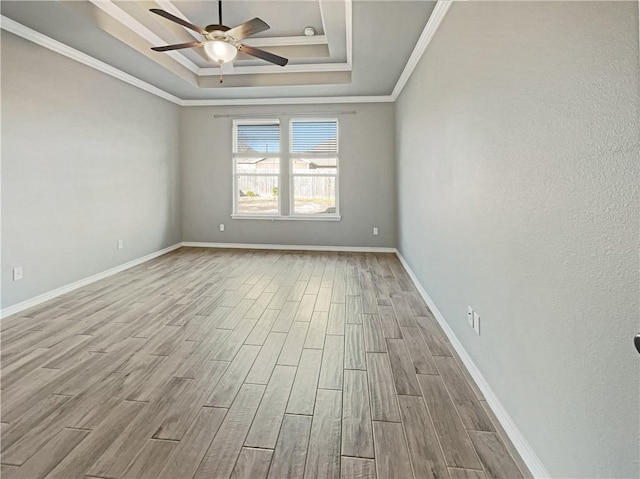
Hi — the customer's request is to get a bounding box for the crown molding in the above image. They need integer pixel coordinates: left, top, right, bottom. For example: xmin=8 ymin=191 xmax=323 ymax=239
xmin=1 ymin=15 xmax=393 ymax=106
xmin=181 ymin=96 xmax=394 ymax=106
xmin=391 ymin=0 xmax=453 ymax=100
xmin=0 ymin=15 xmax=183 ymax=105
xmin=345 ymin=0 xmax=353 ymax=66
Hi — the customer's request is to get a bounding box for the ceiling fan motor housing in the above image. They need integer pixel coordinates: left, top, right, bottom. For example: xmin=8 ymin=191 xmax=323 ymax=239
xmin=205 ymin=24 xmax=230 ymax=33
xmin=205 ymin=25 xmax=232 ymax=42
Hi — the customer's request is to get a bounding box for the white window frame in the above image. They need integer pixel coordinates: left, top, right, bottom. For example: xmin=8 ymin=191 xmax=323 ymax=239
xmin=231 ymin=119 xmax=281 ymax=218
xmin=289 ymin=118 xmax=340 ymax=219
xmin=230 ymin=117 xmax=341 ymax=221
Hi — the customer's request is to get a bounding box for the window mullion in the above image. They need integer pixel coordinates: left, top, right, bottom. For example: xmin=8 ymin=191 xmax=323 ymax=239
xmin=281 ymin=118 xmax=290 ymax=216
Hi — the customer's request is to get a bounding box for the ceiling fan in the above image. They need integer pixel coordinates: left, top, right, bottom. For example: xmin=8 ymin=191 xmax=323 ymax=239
xmin=149 ymin=1 xmax=288 ymax=68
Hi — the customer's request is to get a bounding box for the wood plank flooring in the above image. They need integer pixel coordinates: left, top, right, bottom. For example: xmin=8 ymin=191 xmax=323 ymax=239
xmin=1 ymin=248 xmax=531 ymax=479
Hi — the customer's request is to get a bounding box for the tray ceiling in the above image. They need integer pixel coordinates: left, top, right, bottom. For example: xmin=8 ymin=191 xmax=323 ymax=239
xmin=1 ymin=1 xmax=438 ymax=102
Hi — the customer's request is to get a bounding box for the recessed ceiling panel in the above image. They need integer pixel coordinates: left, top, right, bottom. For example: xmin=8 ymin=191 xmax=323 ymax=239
xmin=1 ymin=0 xmax=437 ymax=100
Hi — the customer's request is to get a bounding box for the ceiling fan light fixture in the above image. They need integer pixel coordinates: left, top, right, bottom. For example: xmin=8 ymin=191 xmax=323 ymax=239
xmin=204 ymin=40 xmax=237 ymax=63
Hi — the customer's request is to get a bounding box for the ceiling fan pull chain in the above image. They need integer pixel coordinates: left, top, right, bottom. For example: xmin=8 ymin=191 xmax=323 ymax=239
xmin=219 ymin=64 xmax=224 ymax=84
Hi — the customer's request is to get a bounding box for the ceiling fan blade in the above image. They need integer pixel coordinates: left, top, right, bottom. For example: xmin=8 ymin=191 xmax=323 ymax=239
xmin=226 ymin=18 xmax=270 ymax=40
xmin=151 ymin=41 xmax=204 ymax=52
xmin=238 ymin=44 xmax=288 ymax=67
xmin=150 ymin=9 xmax=208 ymax=36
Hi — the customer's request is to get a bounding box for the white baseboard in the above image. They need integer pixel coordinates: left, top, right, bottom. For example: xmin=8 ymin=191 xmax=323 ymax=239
xmin=182 ymin=241 xmax=397 ymax=253
xmin=0 ymin=243 xmax=182 ymax=319
xmin=395 ymin=251 xmax=550 ymax=479
xmin=1 ymin=242 xmax=394 ymax=318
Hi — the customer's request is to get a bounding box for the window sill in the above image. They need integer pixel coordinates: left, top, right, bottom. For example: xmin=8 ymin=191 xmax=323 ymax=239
xmin=231 ymin=214 xmax=341 ymax=222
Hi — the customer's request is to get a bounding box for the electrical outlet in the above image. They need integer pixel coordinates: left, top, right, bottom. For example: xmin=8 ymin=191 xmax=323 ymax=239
xmin=13 ymin=267 xmax=23 ymax=281
xmin=373 ymin=227 xmax=379 ymax=236
xmin=467 ymin=306 xmax=474 ymax=327
xmin=473 ymin=311 xmax=481 ymax=335
xmin=220 ymin=224 xmax=225 ymax=232
xmin=117 ymin=239 xmax=124 ymax=250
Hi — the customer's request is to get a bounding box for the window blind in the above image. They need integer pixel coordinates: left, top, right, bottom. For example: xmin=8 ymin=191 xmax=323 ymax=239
xmin=291 ymin=120 xmax=338 ymax=155
xmin=234 ymin=122 xmax=280 ymax=154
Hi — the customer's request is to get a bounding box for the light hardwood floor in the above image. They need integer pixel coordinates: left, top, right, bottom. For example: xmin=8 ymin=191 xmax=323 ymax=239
xmin=1 ymin=248 xmax=531 ymax=479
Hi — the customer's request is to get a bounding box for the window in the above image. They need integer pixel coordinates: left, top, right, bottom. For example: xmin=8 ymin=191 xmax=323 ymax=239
xmin=232 ymin=118 xmax=339 ymax=220
xmin=233 ymin=120 xmax=280 ymax=215
xmin=290 ymin=119 xmax=338 ymax=216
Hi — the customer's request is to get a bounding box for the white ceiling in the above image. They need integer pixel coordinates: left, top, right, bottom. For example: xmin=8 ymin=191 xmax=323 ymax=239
xmin=1 ymin=0 xmax=439 ymax=103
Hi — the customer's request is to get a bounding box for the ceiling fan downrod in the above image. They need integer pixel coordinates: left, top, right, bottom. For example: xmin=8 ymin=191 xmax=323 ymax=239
xmin=218 ymin=0 xmax=225 ymax=82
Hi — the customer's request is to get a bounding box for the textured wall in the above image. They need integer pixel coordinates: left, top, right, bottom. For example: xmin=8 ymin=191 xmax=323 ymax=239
xmin=395 ymin=2 xmax=639 ymax=477
xmin=181 ymin=103 xmax=396 ymax=248
xmin=1 ymin=31 xmax=182 ymax=309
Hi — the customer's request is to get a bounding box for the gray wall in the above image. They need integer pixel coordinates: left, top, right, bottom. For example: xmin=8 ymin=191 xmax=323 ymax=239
xmin=181 ymin=103 xmax=395 ymax=247
xmin=395 ymin=2 xmax=639 ymax=477
xmin=1 ymin=31 xmax=182 ymax=309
